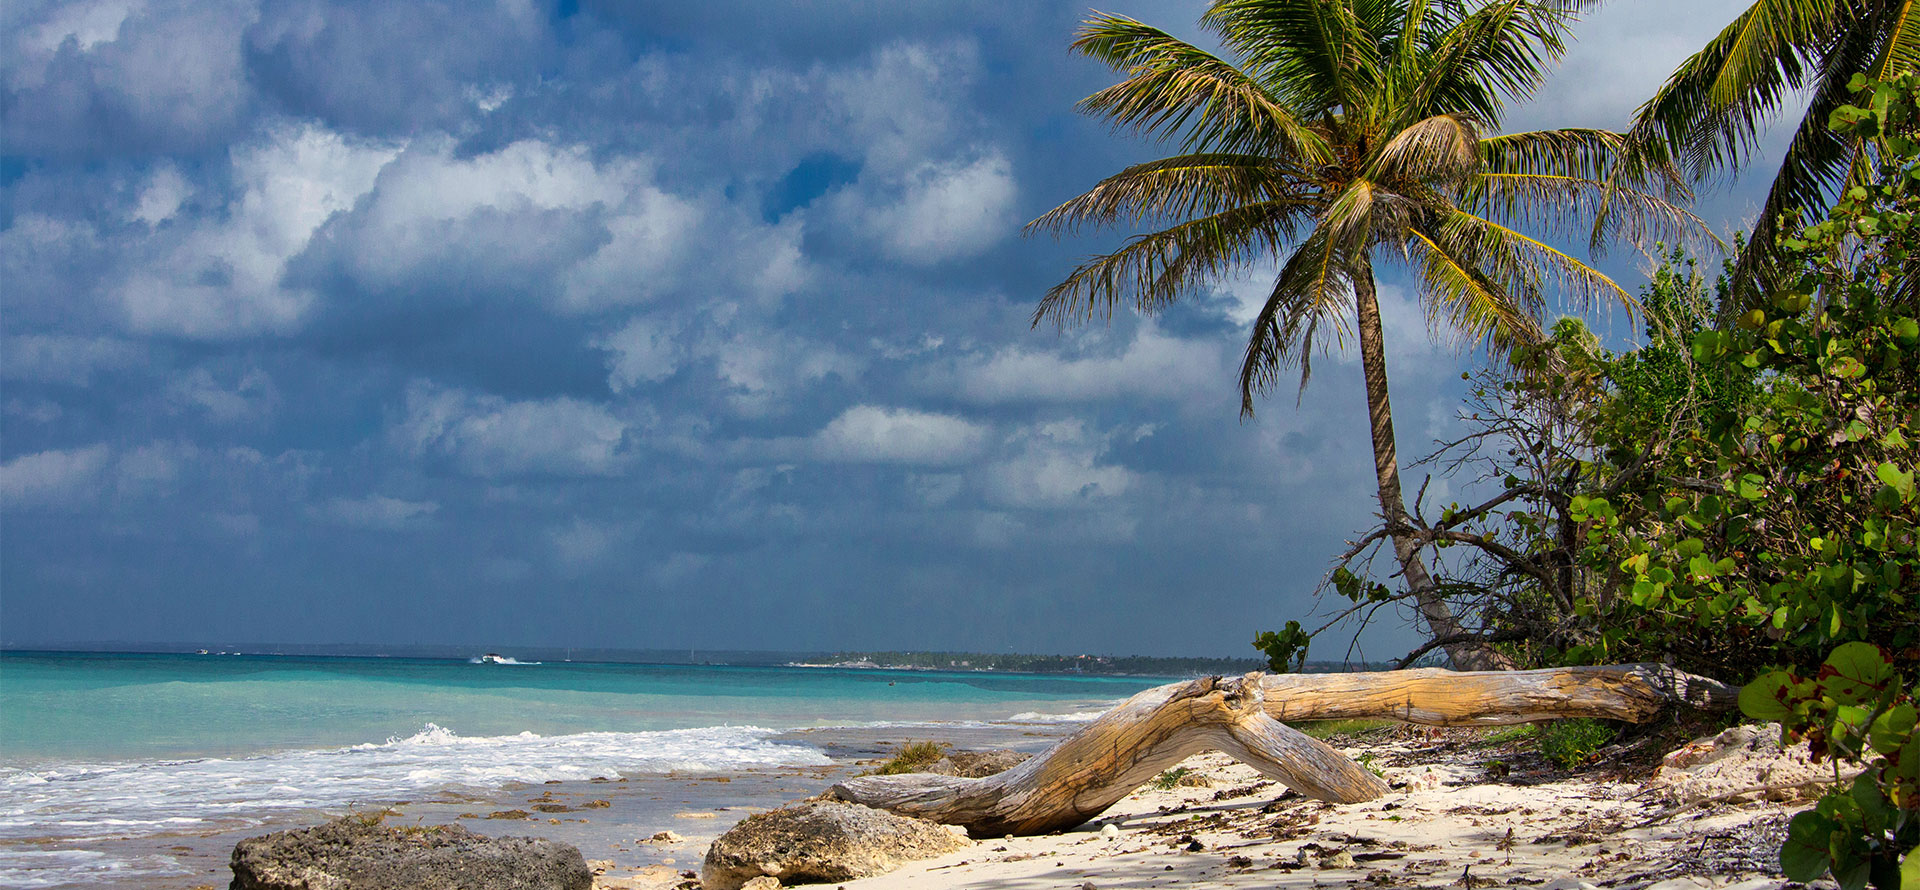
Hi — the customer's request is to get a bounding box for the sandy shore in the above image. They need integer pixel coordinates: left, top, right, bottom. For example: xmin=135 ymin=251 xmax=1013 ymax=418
xmin=592 ymin=725 xmax=1812 ymax=890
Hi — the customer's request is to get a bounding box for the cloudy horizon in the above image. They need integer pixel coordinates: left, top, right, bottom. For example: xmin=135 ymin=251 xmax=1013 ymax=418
xmin=3 ymin=0 xmax=1783 ymax=659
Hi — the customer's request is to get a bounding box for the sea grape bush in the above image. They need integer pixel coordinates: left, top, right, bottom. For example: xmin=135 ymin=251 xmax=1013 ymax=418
xmin=1572 ymin=72 xmax=1920 ymax=678
xmin=1741 ymin=643 xmax=1917 ymax=889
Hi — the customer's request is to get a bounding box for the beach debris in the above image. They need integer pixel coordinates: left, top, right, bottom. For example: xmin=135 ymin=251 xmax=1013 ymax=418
xmin=700 ymin=800 xmax=971 ymax=890
xmin=646 ymin=830 xmax=684 ymax=844
xmin=229 ymin=815 xmax=592 ymax=890
xmin=1098 ymin=823 xmax=1120 ymax=839
xmin=738 ymin=877 xmax=781 ymax=890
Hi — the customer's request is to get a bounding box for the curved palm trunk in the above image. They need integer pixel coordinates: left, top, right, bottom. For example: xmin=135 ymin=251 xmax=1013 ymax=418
xmin=1352 ymin=259 xmax=1510 ymax=671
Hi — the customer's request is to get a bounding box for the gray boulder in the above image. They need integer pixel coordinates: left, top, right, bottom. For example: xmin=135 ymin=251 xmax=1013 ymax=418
xmin=229 ymin=815 xmax=592 ymax=890
xmin=701 ymin=801 xmax=969 ymax=890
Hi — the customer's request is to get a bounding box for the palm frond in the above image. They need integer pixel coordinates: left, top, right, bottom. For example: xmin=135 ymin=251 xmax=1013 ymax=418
xmin=1026 ymin=154 xmax=1311 ymax=235
xmin=1238 ymin=226 xmax=1356 ymax=414
xmin=1202 ymin=0 xmax=1383 ymax=117
xmin=1371 ymin=113 xmax=1481 ymax=184
xmin=1626 ymin=0 xmax=1843 ymax=180
xmin=1033 ymin=201 xmax=1303 ymax=329
xmin=1880 ymin=0 xmax=1920 ymax=78
xmin=1413 ymin=207 xmax=1633 ymax=346
xmin=1724 ymin=10 xmax=1885 ymax=297
xmin=1074 ymin=15 xmax=1332 ymax=161
xmin=1462 ymin=172 xmax=1713 ymax=254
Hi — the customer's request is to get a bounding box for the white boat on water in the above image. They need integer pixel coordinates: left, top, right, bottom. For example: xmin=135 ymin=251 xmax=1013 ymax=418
xmin=473 ymin=653 xmax=539 ymax=665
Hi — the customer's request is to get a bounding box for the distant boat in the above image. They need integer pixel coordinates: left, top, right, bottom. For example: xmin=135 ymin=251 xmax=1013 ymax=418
xmin=473 ymin=653 xmax=539 ymax=665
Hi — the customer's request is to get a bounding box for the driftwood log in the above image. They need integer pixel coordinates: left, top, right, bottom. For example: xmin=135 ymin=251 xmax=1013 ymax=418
xmin=829 ymin=665 xmax=1739 ymax=837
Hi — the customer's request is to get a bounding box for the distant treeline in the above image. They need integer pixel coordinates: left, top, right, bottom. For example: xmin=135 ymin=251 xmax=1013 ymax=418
xmin=814 ymin=651 xmax=1388 ymax=676
xmin=3 ymin=642 xmax=1389 ymax=675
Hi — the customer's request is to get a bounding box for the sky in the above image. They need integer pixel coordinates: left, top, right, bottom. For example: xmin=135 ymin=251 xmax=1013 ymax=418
xmin=2 ymin=0 xmax=1779 ymax=658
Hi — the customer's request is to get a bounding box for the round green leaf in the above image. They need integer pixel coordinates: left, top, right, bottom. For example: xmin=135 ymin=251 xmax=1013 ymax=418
xmin=1871 ymin=703 xmax=1916 ymax=755
xmin=1741 ymin=670 xmax=1798 ymax=721
xmin=1781 ymin=810 xmax=1835 ymax=881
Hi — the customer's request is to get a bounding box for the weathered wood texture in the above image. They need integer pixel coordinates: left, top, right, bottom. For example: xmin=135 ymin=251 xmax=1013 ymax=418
xmin=829 ymin=665 xmax=1738 ymax=837
xmin=1258 ymin=663 xmax=1741 ymax=726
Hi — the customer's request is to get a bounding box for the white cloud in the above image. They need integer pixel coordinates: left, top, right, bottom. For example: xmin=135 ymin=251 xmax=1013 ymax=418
xmin=166 ymin=367 xmax=277 ymax=422
xmin=950 ymin=324 xmax=1225 ymax=404
xmin=130 ymin=162 xmax=191 ymax=226
xmin=979 ymin=420 xmax=1137 ymax=509
xmin=558 ymin=188 xmax=703 ymax=313
xmin=26 ymin=0 xmax=147 ymax=52
xmin=811 ymin=405 xmax=988 ymax=465
xmin=115 ymin=440 xmax=195 ymax=496
xmin=865 ymin=151 xmax=1015 ymax=264
xmin=596 ymin=315 xmax=684 ymax=391
xmin=1 ymin=334 xmax=143 ymax=384
xmin=712 ymin=330 xmax=864 ymax=417
xmin=393 ymin=380 xmax=629 ymax=478
xmin=1 ymin=444 xmax=111 ymax=508
xmin=317 ymin=495 xmax=440 ymax=530
xmin=119 ymin=123 xmax=401 ymax=338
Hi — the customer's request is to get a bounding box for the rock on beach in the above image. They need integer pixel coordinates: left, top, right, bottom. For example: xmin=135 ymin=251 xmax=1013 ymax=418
xmin=700 ymin=800 xmax=970 ymax=890
xmin=229 ymin=815 xmax=593 ymax=890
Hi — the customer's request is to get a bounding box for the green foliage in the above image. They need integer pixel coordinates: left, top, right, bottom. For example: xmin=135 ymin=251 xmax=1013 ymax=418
xmin=1569 ymin=72 xmax=1920 ymax=678
xmin=1253 ymin=621 xmax=1311 ymax=673
xmin=1147 ymin=767 xmax=1193 ymax=791
xmin=869 ymin=740 xmax=949 ymax=776
xmin=1483 ymin=724 xmax=1540 ymax=745
xmin=1535 ymin=719 xmax=1615 ymax=769
xmin=1290 ymin=718 xmax=1395 ymax=741
xmin=1742 ymin=643 xmax=1918 ymax=889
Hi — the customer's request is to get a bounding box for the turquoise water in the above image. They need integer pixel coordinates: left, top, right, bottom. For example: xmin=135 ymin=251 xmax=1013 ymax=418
xmin=0 ymin=648 xmax=1167 ymax=886
xmin=0 ymin=652 xmax=1157 ymax=763
xmin=0 ymin=651 xmax=1166 ymax=886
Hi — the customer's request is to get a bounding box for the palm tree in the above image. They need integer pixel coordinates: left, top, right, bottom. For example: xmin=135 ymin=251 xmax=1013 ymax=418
xmin=1031 ymin=0 xmax=1700 ymax=669
xmin=1626 ymin=0 xmax=1917 ymax=296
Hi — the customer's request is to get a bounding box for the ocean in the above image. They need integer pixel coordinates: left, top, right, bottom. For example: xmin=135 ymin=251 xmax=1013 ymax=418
xmin=0 ymin=651 xmax=1169 ymax=888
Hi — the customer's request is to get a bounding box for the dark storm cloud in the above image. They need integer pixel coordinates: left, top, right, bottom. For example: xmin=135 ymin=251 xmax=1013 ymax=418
xmin=2 ymin=0 xmax=1763 ymax=657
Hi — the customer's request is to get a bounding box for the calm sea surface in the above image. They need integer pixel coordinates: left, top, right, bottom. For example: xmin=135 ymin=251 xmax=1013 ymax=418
xmin=0 ymin=651 xmax=1167 ymax=888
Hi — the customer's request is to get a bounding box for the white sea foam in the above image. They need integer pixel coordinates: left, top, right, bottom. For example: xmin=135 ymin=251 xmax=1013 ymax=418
xmin=0 ymin=849 xmax=192 ymax=889
xmin=0 ymin=723 xmax=828 ymax=886
xmin=1006 ymin=709 xmax=1109 ymax=723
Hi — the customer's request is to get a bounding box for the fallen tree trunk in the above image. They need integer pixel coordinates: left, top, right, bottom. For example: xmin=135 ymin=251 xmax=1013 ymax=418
xmin=1257 ymin=663 xmax=1741 ymax=726
xmin=831 ymin=673 xmax=1384 ymax=836
xmin=829 ymin=665 xmax=1739 ymax=837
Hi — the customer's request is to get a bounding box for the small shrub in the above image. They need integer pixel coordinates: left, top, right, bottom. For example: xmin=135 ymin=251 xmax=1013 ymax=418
xmin=1291 ymin=718 xmax=1395 ymax=740
xmin=1483 ymin=724 xmax=1539 ymax=745
xmin=1536 ymin=719 xmax=1613 ymax=769
xmin=1147 ymin=767 xmax=1191 ymax=791
xmin=870 ymin=740 xmax=948 ymax=776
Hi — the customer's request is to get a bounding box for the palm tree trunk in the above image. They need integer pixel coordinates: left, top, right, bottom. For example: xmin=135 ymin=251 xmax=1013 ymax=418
xmin=1352 ymin=259 xmax=1509 ymax=671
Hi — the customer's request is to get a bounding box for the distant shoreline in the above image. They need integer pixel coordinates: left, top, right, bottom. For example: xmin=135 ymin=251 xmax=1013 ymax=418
xmin=1 ymin=645 xmax=1335 ymax=675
